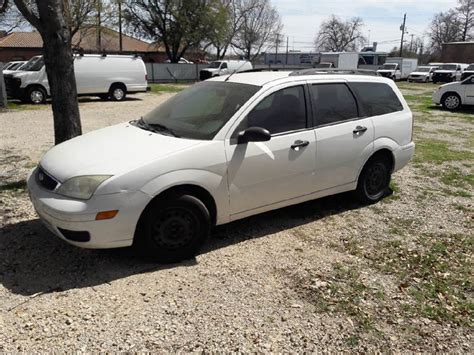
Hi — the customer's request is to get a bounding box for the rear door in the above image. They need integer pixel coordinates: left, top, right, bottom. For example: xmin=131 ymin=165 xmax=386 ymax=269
xmin=463 ymin=76 xmax=474 ymax=105
xmin=308 ymin=81 xmax=374 ymax=191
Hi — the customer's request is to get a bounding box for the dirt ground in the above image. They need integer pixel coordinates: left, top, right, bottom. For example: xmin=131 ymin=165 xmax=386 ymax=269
xmin=0 ymin=84 xmax=472 ymax=352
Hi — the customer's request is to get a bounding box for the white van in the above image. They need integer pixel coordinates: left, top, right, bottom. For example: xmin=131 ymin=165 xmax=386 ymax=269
xmin=200 ymin=60 xmax=252 ymax=80
xmin=4 ymin=54 xmax=148 ymax=104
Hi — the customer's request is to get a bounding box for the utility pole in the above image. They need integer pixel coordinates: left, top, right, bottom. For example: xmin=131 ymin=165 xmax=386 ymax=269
xmin=118 ymin=0 xmax=123 ymax=53
xmin=409 ymin=34 xmax=414 ymax=54
xmin=274 ymin=33 xmax=279 ymax=67
xmin=285 ymin=36 xmax=289 ymax=66
xmin=399 ymin=13 xmax=406 ymax=57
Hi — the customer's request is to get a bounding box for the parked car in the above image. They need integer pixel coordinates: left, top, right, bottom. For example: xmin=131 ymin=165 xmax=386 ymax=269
xmin=2 ymin=60 xmax=25 ymax=71
xmin=432 ymin=75 xmax=474 ymax=110
xmin=407 ymin=66 xmax=438 ymax=83
xmin=4 ymin=54 xmax=147 ymax=104
xmin=461 ymin=64 xmax=474 ymax=81
xmin=199 ymin=60 xmax=252 ymax=80
xmin=2 ymin=61 xmax=26 ymax=75
xmin=377 ymin=58 xmax=418 ymax=81
xmin=27 ymin=71 xmax=415 ymax=262
xmin=164 ymin=57 xmax=194 ymax=64
xmin=432 ymin=63 xmax=469 ymax=83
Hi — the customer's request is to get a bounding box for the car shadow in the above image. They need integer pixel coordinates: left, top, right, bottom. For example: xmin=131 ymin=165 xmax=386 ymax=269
xmin=0 ymin=191 xmax=380 ymax=296
xmin=428 ymin=104 xmax=474 ymax=114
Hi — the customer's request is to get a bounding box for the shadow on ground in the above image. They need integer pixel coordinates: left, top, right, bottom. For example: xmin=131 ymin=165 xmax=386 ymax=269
xmin=0 ymin=192 xmax=372 ymax=296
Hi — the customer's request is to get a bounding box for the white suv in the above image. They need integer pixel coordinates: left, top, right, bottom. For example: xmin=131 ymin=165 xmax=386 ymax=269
xmin=432 ymin=75 xmax=474 ymax=110
xmin=27 ymin=70 xmax=415 ymax=262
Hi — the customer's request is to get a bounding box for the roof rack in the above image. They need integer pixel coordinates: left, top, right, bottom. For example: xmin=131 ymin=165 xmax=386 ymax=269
xmin=242 ymin=66 xmax=308 ymax=73
xmin=289 ymin=68 xmax=380 ymax=77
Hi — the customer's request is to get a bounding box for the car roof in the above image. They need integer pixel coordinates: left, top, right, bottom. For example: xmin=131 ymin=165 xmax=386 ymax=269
xmin=210 ymin=71 xmax=391 ymax=87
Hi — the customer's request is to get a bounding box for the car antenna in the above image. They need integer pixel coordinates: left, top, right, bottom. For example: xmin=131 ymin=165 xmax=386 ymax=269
xmin=225 ymin=60 xmax=250 ymax=82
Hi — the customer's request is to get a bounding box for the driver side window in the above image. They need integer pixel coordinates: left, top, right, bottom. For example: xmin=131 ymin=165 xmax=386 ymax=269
xmin=237 ymin=85 xmax=307 ymax=135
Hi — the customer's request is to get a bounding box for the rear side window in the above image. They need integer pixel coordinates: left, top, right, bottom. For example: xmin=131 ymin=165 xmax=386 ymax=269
xmin=310 ymin=84 xmax=358 ymax=126
xmin=351 ymin=82 xmax=404 ymax=116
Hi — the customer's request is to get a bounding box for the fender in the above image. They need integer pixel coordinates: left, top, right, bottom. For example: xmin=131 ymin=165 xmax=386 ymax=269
xmin=355 ymin=137 xmax=397 ymax=181
xmin=140 ymin=169 xmax=230 ymax=225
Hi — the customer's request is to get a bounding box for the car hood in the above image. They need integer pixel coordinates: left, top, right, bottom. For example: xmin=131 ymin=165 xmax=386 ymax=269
xmin=439 ymin=82 xmax=459 ymax=89
xmin=40 ymin=122 xmax=203 ymax=182
xmin=410 ymin=71 xmax=429 ymax=76
xmin=202 ymin=68 xmax=219 ymax=73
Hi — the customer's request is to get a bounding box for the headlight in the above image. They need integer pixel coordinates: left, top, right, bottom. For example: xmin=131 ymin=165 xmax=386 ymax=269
xmin=56 ymin=175 xmax=112 ymax=200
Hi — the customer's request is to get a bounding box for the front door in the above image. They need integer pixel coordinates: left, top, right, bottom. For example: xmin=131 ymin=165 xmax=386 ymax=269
xmin=225 ymin=84 xmax=317 ymax=217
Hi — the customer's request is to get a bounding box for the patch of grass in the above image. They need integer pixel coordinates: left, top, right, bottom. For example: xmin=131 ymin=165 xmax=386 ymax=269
xmin=0 ymin=179 xmax=26 ymax=191
xmin=359 ymin=234 xmax=473 ymax=327
xmin=441 ymin=168 xmax=474 ymax=189
xmin=453 ymin=204 xmax=473 ymax=213
xmin=414 ymin=139 xmax=473 ymax=164
xmin=149 ymin=83 xmax=188 ymax=94
xmin=3 ymin=101 xmax=41 ymax=111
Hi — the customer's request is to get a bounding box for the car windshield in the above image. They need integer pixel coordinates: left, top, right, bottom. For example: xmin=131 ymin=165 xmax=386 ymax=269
xmin=142 ymin=81 xmax=261 ymax=140
xmin=381 ymin=64 xmax=397 ymax=69
xmin=209 ymin=61 xmax=222 ymax=69
xmin=439 ymin=64 xmax=457 ymax=71
xmin=467 ymin=65 xmax=474 ymax=70
xmin=20 ymin=56 xmax=44 ymax=71
xmin=416 ymin=67 xmax=430 ymax=72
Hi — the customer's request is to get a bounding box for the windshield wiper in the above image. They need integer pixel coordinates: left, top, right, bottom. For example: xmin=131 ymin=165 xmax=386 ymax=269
xmin=133 ymin=117 xmax=180 ymax=137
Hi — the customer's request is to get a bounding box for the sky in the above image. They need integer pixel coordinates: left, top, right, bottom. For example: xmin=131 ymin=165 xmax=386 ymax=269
xmin=272 ymin=0 xmax=457 ymax=52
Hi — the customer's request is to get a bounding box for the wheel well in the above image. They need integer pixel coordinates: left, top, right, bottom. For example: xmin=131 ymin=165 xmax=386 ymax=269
xmin=109 ymin=82 xmax=127 ymax=92
xmin=141 ymin=184 xmax=217 ymax=226
xmin=367 ymin=149 xmax=395 ymax=173
xmin=25 ymin=84 xmax=47 ymax=95
xmin=441 ymin=91 xmax=461 ymax=102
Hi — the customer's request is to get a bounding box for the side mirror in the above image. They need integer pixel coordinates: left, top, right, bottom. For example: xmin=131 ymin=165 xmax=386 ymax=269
xmin=238 ymin=127 xmax=271 ymax=144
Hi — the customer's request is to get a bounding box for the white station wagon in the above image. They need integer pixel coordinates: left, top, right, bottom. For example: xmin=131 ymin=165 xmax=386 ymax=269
xmin=28 ymin=70 xmax=415 ymax=262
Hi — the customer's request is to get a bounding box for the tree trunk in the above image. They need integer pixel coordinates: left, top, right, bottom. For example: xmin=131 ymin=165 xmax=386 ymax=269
xmin=37 ymin=1 xmax=82 ymax=144
xmin=0 ymin=63 xmax=7 ymax=109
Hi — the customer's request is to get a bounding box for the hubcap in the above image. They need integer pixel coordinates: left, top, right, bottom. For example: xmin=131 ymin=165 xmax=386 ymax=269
xmin=30 ymin=90 xmax=43 ymax=104
xmin=113 ymin=88 xmax=124 ymax=100
xmin=445 ymin=96 xmax=459 ymax=109
xmin=365 ymin=163 xmax=387 ymax=198
xmin=150 ymin=208 xmax=196 ymax=250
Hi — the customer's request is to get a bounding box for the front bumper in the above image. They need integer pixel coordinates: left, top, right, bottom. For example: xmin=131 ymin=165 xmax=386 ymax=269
xmin=432 ymin=90 xmax=442 ymax=105
xmin=408 ymin=75 xmax=428 ymax=82
xmin=433 ymin=73 xmax=454 ymax=83
xmin=27 ymin=168 xmax=152 ymax=249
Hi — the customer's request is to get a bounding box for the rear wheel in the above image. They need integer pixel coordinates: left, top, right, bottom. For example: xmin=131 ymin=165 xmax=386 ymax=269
xmin=441 ymin=93 xmax=461 ymax=111
xmin=134 ymin=194 xmax=211 ymax=263
xmin=355 ymin=157 xmax=391 ymax=204
xmin=109 ymin=84 xmax=127 ymax=102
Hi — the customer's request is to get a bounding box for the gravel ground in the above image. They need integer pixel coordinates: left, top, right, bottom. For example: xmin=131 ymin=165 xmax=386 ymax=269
xmin=0 ymin=86 xmax=472 ymax=352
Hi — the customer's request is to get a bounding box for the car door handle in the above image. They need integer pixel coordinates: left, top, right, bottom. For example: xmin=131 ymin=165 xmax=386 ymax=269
xmin=291 ymin=140 xmax=310 ymax=150
xmin=353 ymin=126 xmax=368 ymax=134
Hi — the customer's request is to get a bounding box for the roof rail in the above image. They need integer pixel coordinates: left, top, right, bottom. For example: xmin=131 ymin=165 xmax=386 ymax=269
xmin=241 ymin=66 xmax=307 ymax=73
xmin=289 ymin=68 xmax=380 ymax=77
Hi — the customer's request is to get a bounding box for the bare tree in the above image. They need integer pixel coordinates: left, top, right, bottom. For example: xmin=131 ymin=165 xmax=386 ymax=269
xmin=456 ymin=0 xmax=474 ymax=41
xmin=314 ymin=15 xmax=366 ymax=52
xmin=124 ymin=0 xmax=222 ymax=63
xmin=232 ymin=0 xmax=282 ymax=61
xmin=429 ymin=10 xmax=463 ymax=54
xmin=1 ymin=0 xmax=82 ymax=144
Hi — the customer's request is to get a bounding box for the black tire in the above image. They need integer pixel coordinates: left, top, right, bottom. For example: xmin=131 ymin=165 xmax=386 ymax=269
xmin=134 ymin=194 xmax=211 ymax=263
xmin=26 ymin=86 xmax=46 ymax=104
xmin=441 ymin=93 xmax=461 ymax=111
xmin=355 ymin=157 xmax=391 ymax=204
xmin=109 ymin=84 xmax=127 ymax=102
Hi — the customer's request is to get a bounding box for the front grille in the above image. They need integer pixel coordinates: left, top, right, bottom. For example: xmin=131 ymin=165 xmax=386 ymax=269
xmin=379 ymin=72 xmax=391 ymax=78
xmin=36 ymin=167 xmax=59 ymax=191
xmin=4 ymin=74 xmax=21 ymax=97
xmin=199 ymin=70 xmax=213 ymax=81
xmin=433 ymin=73 xmax=453 ymax=82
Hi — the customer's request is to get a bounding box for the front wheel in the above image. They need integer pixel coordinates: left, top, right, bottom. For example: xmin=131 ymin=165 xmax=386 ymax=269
xmin=134 ymin=194 xmax=211 ymax=263
xmin=109 ymin=84 xmax=127 ymax=102
xmin=442 ymin=93 xmax=461 ymax=111
xmin=26 ymin=86 xmax=46 ymax=104
xmin=355 ymin=157 xmax=391 ymax=204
